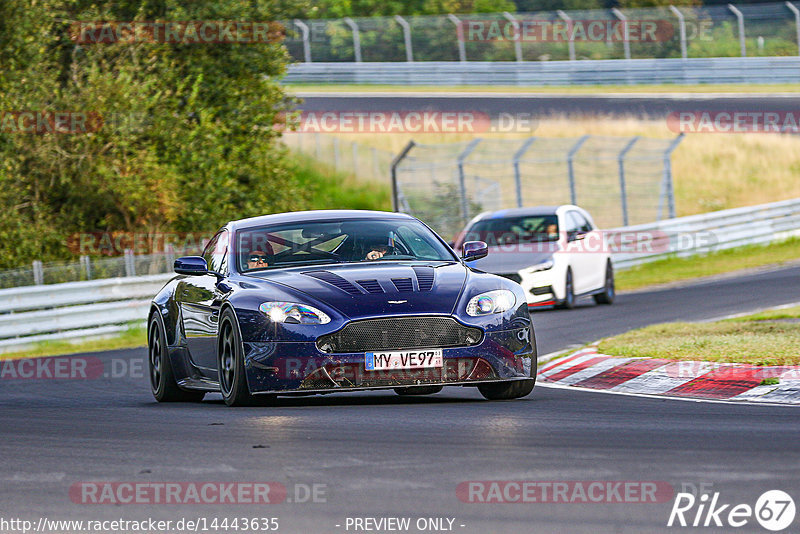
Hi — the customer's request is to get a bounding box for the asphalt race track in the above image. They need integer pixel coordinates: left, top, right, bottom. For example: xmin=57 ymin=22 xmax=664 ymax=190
xmin=1 ymin=265 xmax=799 ymax=533
xmin=295 ymin=91 xmax=800 ymax=120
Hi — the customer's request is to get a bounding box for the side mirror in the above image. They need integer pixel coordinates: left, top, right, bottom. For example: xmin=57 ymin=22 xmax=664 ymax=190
xmin=461 ymin=241 xmax=488 ymax=262
xmin=174 ymin=256 xmax=209 ymax=276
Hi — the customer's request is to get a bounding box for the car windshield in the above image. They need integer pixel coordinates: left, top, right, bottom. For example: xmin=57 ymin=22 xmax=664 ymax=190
xmin=236 ymin=218 xmax=456 ymax=272
xmin=465 ymin=215 xmax=560 ymax=245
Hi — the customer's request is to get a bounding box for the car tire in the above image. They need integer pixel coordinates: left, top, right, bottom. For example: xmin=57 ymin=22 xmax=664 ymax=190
xmin=557 ymin=268 xmax=575 ymax=309
xmin=394 ymin=386 xmax=443 ymax=396
xmin=218 ymin=307 xmax=256 ymax=407
xmin=593 ymin=261 xmax=615 ymax=305
xmin=148 ymin=312 xmax=205 ymax=403
xmin=478 ymin=329 xmax=538 ymax=401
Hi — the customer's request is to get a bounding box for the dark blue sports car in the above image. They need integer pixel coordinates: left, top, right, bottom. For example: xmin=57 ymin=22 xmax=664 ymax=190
xmin=148 ymin=210 xmax=536 ymax=406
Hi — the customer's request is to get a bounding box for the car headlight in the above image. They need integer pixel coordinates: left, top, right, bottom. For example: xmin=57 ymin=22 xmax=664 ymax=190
xmin=259 ymin=302 xmax=331 ymax=325
xmin=529 ymin=259 xmax=554 ymax=273
xmin=466 ymin=290 xmax=516 ymax=316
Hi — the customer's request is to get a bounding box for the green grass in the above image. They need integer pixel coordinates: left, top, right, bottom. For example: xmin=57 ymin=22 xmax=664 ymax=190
xmin=729 ymin=305 xmax=800 ymax=321
xmin=290 ymin=153 xmax=391 ymax=211
xmin=0 ymin=325 xmax=147 ymax=361
xmin=598 ymin=320 xmax=800 ymax=366
xmin=285 ymin=83 xmax=800 ymax=94
xmin=616 ymin=238 xmax=800 ymax=292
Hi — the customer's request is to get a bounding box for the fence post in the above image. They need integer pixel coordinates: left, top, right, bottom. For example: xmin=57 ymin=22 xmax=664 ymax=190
xmin=456 ymin=139 xmax=482 ymax=223
xmin=557 ymin=10 xmax=576 ymax=61
xmin=294 ymin=19 xmax=312 ymax=62
xmin=617 ymin=136 xmax=640 ymax=226
xmin=164 ymin=244 xmax=176 ymax=275
xmin=502 ymin=12 xmax=524 ymax=62
xmin=611 ymin=8 xmax=631 ymax=60
xmin=343 ymin=17 xmax=363 ymax=62
xmin=787 ymin=2 xmax=800 ymax=56
xmin=391 ymin=141 xmax=417 ymax=212
xmin=32 ymin=260 xmax=43 ymax=285
xmin=394 ymin=15 xmax=414 ymax=62
xmin=669 ymin=6 xmax=688 ymax=59
xmin=124 ymin=249 xmax=136 ymax=277
xmin=448 ymin=14 xmax=467 ymax=62
xmin=728 ymin=4 xmax=747 ymax=57
xmin=80 ymin=255 xmax=92 ymax=280
xmin=566 ymin=135 xmax=589 ymax=205
xmin=371 ymin=147 xmax=380 ymax=179
xmin=351 ymin=142 xmax=359 ymax=175
xmin=660 ymin=133 xmax=685 ymax=220
xmin=512 ymin=137 xmax=537 ymax=208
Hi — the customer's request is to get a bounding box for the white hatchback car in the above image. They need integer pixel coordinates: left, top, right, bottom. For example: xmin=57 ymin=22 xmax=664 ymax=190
xmin=454 ymin=205 xmax=614 ymax=309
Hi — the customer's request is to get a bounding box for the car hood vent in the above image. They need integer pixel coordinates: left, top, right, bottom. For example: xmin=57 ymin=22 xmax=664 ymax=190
xmin=302 ymin=270 xmax=363 ymax=295
xmin=413 ymin=266 xmax=435 ymax=291
xmin=392 ymin=277 xmax=414 ymax=292
xmin=356 ymin=279 xmax=384 ymax=294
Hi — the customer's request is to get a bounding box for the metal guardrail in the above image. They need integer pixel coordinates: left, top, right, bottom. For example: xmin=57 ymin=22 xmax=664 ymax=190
xmin=284 ymin=56 xmax=800 ymax=85
xmin=0 ymin=274 xmax=171 ymax=353
xmin=1 ymin=197 xmax=798 ymax=353
xmin=611 ymin=197 xmax=800 ymax=269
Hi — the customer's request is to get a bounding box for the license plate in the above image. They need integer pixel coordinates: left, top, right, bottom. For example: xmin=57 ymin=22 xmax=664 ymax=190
xmin=365 ymin=350 xmax=443 ymax=371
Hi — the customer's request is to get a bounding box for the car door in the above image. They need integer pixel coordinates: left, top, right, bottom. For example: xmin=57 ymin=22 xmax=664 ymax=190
xmin=571 ymin=210 xmax=606 ymax=292
xmin=564 ymin=210 xmax=594 ymax=294
xmin=179 ymin=230 xmax=230 ymax=374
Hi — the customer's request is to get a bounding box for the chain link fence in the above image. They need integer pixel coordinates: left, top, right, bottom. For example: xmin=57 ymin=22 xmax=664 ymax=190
xmin=0 ymin=252 xmax=187 ymax=290
xmin=283 ymin=2 xmax=800 ymax=63
xmin=283 ymin=133 xmax=396 ymax=182
xmin=391 ymin=135 xmax=684 ymax=239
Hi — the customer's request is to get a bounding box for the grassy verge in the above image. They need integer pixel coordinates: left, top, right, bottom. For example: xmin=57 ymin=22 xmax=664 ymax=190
xmin=290 ymin=153 xmax=391 ymax=211
xmin=616 ymin=238 xmax=800 ymax=292
xmin=0 ymin=326 xmax=147 ymax=361
xmin=286 ymin=83 xmax=800 ymax=94
xmin=598 ymin=306 xmax=800 ymax=366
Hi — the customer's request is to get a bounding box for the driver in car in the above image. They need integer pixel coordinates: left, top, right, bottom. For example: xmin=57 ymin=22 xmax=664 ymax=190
xmin=364 ymin=236 xmax=395 ymax=260
xmin=246 ymin=242 xmax=274 ymax=270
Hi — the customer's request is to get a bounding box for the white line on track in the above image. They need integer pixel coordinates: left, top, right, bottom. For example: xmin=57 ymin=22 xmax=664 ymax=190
xmin=535 ymin=381 xmax=800 ymax=408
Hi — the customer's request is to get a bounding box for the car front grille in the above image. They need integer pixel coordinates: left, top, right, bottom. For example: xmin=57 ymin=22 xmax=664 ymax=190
xmin=316 ymin=316 xmax=483 ymax=354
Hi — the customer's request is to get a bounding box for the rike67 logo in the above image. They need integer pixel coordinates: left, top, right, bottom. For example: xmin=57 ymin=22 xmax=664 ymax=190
xmin=668 ymin=489 xmax=796 ymax=531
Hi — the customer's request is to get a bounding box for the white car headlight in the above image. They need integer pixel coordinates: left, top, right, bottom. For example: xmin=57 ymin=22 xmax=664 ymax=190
xmin=466 ymin=290 xmax=516 ymax=316
xmin=259 ymin=302 xmax=331 ymax=325
xmin=529 ymin=259 xmax=554 ymax=273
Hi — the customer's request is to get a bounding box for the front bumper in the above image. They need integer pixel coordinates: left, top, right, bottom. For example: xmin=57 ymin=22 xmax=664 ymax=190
xmin=501 ymin=269 xmax=562 ymax=306
xmin=242 ymin=328 xmax=534 ymax=394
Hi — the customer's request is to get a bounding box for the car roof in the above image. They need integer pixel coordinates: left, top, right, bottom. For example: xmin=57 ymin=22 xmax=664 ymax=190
xmin=228 ymin=210 xmax=416 ymax=231
xmin=475 ymin=206 xmax=563 ymax=220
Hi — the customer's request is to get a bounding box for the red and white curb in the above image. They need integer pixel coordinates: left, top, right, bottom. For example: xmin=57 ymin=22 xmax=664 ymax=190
xmin=537 ymin=347 xmax=800 ymax=404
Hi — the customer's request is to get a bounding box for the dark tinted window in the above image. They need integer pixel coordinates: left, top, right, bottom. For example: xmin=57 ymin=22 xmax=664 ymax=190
xmin=236 ymin=219 xmax=455 ymax=272
xmin=465 ymin=215 xmax=559 ymax=244
xmin=202 ymin=230 xmax=229 ymax=274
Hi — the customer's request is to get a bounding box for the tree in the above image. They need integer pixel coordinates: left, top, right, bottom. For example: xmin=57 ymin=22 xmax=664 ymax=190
xmin=0 ymin=0 xmax=303 ymax=268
